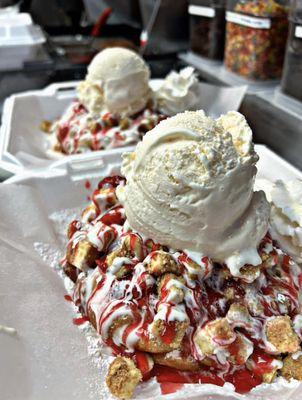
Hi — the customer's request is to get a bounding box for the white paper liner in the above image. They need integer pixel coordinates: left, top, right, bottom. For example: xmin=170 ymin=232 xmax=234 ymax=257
xmin=1 ymin=148 xmax=302 ymax=399
xmin=0 ymin=206 xmax=101 ymax=400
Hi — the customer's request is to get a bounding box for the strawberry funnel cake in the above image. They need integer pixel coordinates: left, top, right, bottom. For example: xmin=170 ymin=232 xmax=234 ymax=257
xmin=62 ymin=110 xmax=302 ymax=399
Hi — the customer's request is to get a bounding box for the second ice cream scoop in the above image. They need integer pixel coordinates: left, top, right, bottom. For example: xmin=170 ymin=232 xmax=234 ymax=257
xmin=77 ymin=47 xmax=151 ymax=117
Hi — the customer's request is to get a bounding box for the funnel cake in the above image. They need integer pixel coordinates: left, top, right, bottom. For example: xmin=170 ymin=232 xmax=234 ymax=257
xmin=63 ymin=175 xmax=302 ymax=399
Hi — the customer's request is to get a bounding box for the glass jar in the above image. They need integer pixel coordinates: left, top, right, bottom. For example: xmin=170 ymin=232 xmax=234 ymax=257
xmin=189 ymin=0 xmax=226 ymax=60
xmin=224 ymin=0 xmax=289 ymax=80
xmin=281 ymin=0 xmax=302 ymax=101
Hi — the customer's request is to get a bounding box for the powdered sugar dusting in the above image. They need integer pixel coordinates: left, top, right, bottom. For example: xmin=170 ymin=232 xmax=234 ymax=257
xmin=34 ymin=242 xmax=63 ymax=272
xmin=49 ymin=206 xmax=83 ymax=245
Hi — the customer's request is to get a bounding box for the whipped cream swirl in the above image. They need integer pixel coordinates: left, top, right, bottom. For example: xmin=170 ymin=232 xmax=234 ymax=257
xmin=153 ymin=67 xmax=200 ymax=116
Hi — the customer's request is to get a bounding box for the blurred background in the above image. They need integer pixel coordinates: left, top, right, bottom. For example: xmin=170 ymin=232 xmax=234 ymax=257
xmin=0 ymin=0 xmax=301 ymax=169
xmin=0 ymin=0 xmax=190 ymax=98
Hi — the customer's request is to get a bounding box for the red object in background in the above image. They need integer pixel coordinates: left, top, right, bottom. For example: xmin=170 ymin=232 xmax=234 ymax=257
xmin=140 ymin=30 xmax=149 ymax=48
xmin=91 ymin=7 xmax=112 ymax=37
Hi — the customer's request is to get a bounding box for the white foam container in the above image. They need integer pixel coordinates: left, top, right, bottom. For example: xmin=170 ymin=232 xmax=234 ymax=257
xmin=0 ymin=13 xmax=46 ymax=71
xmin=0 ymin=81 xmax=135 ymax=179
xmin=0 ymin=78 xmax=247 ymax=179
xmin=5 ymin=147 xmax=125 ymax=202
xmin=2 ymin=144 xmax=302 ymax=400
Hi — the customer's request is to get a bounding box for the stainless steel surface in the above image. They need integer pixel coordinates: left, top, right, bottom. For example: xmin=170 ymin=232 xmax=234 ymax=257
xmin=179 ymin=51 xmax=279 ymax=93
xmin=241 ymin=94 xmax=302 ymax=171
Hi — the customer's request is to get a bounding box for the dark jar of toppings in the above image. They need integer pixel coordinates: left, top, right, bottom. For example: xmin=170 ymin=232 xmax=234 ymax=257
xmin=224 ymin=0 xmax=289 ymax=80
xmin=281 ymin=0 xmax=302 ymax=101
xmin=189 ymin=0 xmax=226 ymax=60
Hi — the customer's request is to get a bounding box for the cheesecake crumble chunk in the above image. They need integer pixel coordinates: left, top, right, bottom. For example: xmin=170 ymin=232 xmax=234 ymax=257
xmin=106 ymin=357 xmax=142 ymax=399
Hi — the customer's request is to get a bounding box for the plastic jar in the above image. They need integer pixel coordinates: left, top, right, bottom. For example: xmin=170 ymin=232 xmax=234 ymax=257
xmin=224 ymin=0 xmax=289 ymax=80
xmin=189 ymin=0 xmax=226 ymax=60
xmin=281 ymin=0 xmax=302 ymax=101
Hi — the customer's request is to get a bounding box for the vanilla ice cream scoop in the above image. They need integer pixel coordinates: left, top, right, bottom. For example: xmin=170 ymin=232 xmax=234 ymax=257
xmin=117 ymin=110 xmax=270 ymax=276
xmin=77 ymin=47 xmax=151 ymax=116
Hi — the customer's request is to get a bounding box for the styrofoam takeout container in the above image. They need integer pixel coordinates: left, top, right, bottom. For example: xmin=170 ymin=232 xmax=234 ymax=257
xmin=1 ymin=144 xmax=302 ymax=400
xmin=0 ymin=79 xmax=247 ymax=179
xmin=0 ymin=13 xmax=46 ymax=71
xmin=0 ymin=81 xmax=135 ymax=179
xmin=0 ymin=3 xmax=20 ymax=15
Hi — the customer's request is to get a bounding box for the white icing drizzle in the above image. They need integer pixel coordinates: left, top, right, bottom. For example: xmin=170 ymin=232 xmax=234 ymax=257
xmin=107 ymin=257 xmax=133 ymax=275
xmin=153 ymin=303 xmax=189 ymax=323
xmin=292 ymin=351 xmax=302 ymax=361
xmin=86 ymin=222 xmax=115 ymax=251
xmin=293 ymin=314 xmax=302 ymax=339
xmin=225 ymin=248 xmax=262 ymax=278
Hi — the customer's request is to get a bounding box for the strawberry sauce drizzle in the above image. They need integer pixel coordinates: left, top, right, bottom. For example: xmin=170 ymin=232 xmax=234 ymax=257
xmin=54 ymin=102 xmax=165 ymax=155
xmin=66 ymin=176 xmax=302 ymax=394
xmin=160 ymin=321 xmax=177 ymax=344
xmin=73 ymin=316 xmax=89 ymax=325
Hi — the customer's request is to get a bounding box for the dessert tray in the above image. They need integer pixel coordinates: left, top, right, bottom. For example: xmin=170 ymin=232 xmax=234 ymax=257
xmin=0 ymin=13 xmax=46 ymax=72
xmin=0 ymin=80 xmax=247 ymax=178
xmin=1 ymin=144 xmax=302 ymax=400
